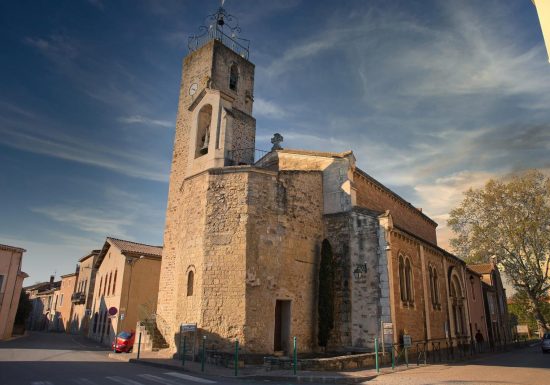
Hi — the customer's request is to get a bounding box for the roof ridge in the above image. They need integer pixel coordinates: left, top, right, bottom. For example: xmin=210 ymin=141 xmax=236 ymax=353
xmin=106 ymin=236 xmax=162 ymax=248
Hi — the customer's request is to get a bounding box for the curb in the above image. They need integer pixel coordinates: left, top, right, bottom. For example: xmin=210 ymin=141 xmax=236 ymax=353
xmin=1 ymin=331 xmax=30 ymax=342
xmin=243 ymin=374 xmax=376 ymax=383
xmin=128 ymin=359 xmax=375 ymax=383
xmin=128 ymin=358 xmax=189 ymax=372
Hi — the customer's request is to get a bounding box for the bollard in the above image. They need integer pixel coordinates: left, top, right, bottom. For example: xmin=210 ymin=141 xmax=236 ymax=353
xmin=234 ymin=339 xmax=239 ymax=377
xmin=137 ymin=332 xmax=142 ymax=360
xmin=293 ymin=336 xmax=297 ymax=375
xmin=375 ymin=338 xmax=379 ymax=373
xmin=182 ymin=335 xmax=186 ymax=367
xmin=201 ymin=335 xmax=206 ymax=372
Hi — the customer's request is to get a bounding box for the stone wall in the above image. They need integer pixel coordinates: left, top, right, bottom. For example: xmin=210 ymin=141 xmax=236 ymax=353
xmin=244 ymin=169 xmax=324 ymax=354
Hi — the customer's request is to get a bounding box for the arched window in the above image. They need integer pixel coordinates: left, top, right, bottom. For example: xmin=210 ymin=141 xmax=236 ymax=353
xmin=450 ymin=274 xmax=465 ymax=336
xmin=112 ymin=270 xmax=117 ymax=294
xmin=405 ymin=259 xmax=413 ymax=303
xmin=429 ymin=267 xmax=435 ymax=306
xmin=229 ymin=64 xmax=238 ymax=90
xmin=107 ymin=272 xmax=112 ymax=296
xmin=433 ymin=269 xmax=440 ymax=306
xmin=99 ymin=276 xmax=104 ymax=297
xmin=187 ymin=270 xmax=194 ymax=296
xmin=103 ymin=274 xmax=108 ymax=296
xmin=196 ymin=104 xmax=213 ymax=157
xmin=399 ymin=256 xmax=406 ymax=302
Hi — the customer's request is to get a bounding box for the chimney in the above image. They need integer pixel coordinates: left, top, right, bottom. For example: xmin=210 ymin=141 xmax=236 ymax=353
xmin=50 ymin=275 xmax=54 ymax=283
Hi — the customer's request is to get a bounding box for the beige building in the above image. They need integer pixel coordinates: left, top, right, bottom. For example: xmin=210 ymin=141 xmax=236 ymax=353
xmin=0 ymin=244 xmax=28 ymax=339
xmin=25 ymin=277 xmax=60 ymax=331
xmin=464 ymin=268 xmax=488 ymax=344
xmin=70 ymin=250 xmax=100 ymax=334
xmin=469 ymin=261 xmax=512 ymax=345
xmin=89 ymin=238 xmax=162 ymax=346
xmin=51 ymin=272 xmax=78 ymax=332
xmin=533 ymin=0 xmax=550 ymax=62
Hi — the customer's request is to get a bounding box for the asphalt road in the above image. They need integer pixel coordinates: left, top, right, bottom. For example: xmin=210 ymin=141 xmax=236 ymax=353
xmin=370 ymin=343 xmax=550 ymax=385
xmin=0 ymin=332 xmax=248 ymax=385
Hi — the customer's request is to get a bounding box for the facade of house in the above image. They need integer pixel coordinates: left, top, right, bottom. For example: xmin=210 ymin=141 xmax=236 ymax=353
xmin=25 ymin=277 xmax=61 ymax=331
xmin=89 ymin=237 xmax=162 ymax=346
xmin=470 ymin=261 xmax=513 ymax=346
xmin=154 ymin=7 xmax=511 ymax=357
xmin=0 ymin=244 xmax=28 ymax=339
xmin=70 ymin=250 xmax=100 ymax=334
xmin=464 ymin=268 xmax=489 ymax=345
xmin=51 ymin=272 xmax=78 ymax=332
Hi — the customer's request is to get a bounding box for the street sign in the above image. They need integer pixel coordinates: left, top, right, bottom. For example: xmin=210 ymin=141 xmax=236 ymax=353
xmin=403 ymin=334 xmax=412 ymax=348
xmin=181 ymin=323 xmax=197 ymax=333
xmin=120 ymin=313 xmax=125 ymax=320
xmin=108 ymin=307 xmax=118 ymax=316
xmin=383 ymin=323 xmax=393 ymax=335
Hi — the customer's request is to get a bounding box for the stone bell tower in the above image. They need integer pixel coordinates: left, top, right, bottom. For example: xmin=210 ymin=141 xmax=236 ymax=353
xmin=156 ymin=5 xmax=256 ymax=348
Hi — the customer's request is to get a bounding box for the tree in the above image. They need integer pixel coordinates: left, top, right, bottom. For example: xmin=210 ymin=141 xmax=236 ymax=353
xmin=508 ymin=289 xmax=550 ymax=335
xmin=448 ymin=170 xmax=550 ymax=334
xmin=15 ymin=291 xmax=32 ymax=326
xmin=318 ymin=239 xmax=335 ymax=349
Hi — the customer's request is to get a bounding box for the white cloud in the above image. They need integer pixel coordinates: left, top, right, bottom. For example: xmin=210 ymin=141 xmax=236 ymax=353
xmin=118 ymin=115 xmax=173 ymax=128
xmin=254 ymin=97 xmax=288 ymax=119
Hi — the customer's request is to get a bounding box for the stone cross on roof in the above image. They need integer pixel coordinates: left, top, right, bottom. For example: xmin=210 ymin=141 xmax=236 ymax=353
xmin=271 ymin=133 xmax=284 ymax=151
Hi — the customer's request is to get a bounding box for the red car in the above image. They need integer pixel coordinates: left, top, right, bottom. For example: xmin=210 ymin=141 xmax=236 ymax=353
xmin=112 ymin=330 xmax=135 ymax=353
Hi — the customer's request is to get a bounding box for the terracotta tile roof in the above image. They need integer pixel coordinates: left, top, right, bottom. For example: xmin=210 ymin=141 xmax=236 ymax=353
xmin=0 ymin=243 xmax=26 ymax=253
xmin=78 ymin=249 xmax=101 ymax=262
xmin=467 ymin=263 xmax=493 ymax=275
xmin=106 ymin=237 xmax=162 ymax=257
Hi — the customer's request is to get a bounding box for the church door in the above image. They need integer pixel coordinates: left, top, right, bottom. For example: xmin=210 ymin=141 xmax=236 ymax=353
xmin=274 ymin=300 xmax=291 ymax=353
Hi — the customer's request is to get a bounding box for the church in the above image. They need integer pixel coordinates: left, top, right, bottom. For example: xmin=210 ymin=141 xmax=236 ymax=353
xmin=154 ymin=5 xmax=510 ymax=357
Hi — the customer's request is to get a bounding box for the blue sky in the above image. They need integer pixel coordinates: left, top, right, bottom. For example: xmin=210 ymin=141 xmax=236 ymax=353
xmin=1 ymin=0 xmax=549 ymax=283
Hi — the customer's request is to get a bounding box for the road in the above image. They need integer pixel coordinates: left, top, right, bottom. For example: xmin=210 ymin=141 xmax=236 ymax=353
xmin=0 ymin=332 xmax=245 ymax=385
xmin=1 ymin=332 xmax=548 ymax=385
xmin=370 ymin=344 xmax=550 ymax=385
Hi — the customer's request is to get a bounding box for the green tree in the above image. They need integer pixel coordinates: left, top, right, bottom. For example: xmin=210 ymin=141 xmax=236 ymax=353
xmin=448 ymin=170 xmax=550 ymax=334
xmin=15 ymin=291 xmax=32 ymax=326
xmin=508 ymin=290 xmax=550 ymax=335
xmin=318 ymin=239 xmax=335 ymax=349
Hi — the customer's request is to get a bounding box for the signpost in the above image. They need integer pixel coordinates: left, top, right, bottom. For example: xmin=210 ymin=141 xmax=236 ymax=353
xmin=109 ymin=307 xmax=118 ymax=353
xmin=180 ymin=323 xmax=198 ymax=361
xmin=402 ymin=334 xmax=411 ymax=367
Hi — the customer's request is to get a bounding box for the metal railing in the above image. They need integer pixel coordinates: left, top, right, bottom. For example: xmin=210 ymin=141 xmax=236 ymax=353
xmin=188 ymin=26 xmax=250 ymax=59
xmin=226 ymin=148 xmax=269 ymax=166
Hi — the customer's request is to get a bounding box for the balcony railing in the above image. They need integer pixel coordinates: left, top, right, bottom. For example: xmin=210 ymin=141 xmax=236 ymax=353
xmin=188 ymin=25 xmax=250 ymax=60
xmin=71 ymin=292 xmax=85 ymax=304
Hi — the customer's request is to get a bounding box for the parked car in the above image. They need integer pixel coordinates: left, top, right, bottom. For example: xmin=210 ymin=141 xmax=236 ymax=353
xmin=541 ymin=333 xmax=550 ymax=353
xmin=112 ymin=330 xmax=135 ymax=353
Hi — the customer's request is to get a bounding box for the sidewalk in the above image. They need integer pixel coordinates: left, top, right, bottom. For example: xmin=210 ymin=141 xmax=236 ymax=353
xmin=108 ymin=350 xmax=420 ymax=383
xmin=108 ymin=343 xmax=538 ymax=384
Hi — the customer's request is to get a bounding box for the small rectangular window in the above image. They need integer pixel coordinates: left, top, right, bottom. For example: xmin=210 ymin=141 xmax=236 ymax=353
xmin=0 ymin=275 xmax=4 ymax=293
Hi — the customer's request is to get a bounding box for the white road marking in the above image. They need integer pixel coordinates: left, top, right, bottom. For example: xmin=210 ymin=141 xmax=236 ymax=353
xmin=137 ymin=374 xmax=182 ymax=384
xmin=164 ymin=372 xmax=217 ymax=384
xmin=72 ymin=379 xmax=98 ymax=385
xmin=105 ymin=376 xmax=145 ymax=385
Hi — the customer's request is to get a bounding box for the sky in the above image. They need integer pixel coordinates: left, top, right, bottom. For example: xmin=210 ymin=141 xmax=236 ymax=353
xmin=1 ymin=0 xmax=549 ymax=284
